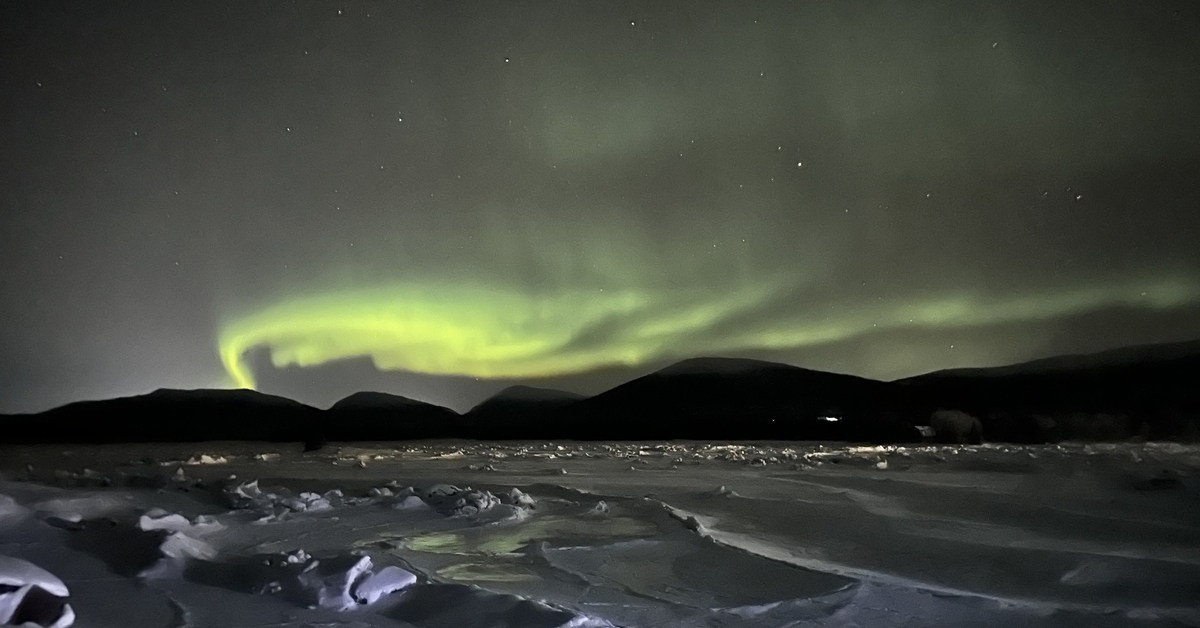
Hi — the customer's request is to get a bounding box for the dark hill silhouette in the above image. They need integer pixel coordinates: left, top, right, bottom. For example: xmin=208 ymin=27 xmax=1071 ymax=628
xmin=462 ymin=385 xmax=586 ymax=439
xmin=898 ymin=340 xmax=1200 ymax=442
xmin=912 ymin=339 xmax=1200 ymax=378
xmin=330 ymin=391 xmax=449 ymax=412
xmin=3 ymin=341 xmax=1198 ymax=444
xmin=0 ymin=388 xmax=323 ymax=444
xmin=564 ymin=357 xmax=919 ymax=442
xmin=323 ymin=391 xmax=462 ymax=441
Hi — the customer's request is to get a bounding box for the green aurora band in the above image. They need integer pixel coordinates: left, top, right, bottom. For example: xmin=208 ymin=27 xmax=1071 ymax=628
xmin=218 ymin=277 xmax=1200 ymax=389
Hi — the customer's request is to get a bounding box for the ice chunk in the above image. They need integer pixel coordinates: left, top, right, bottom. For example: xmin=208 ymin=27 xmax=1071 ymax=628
xmin=0 ymin=585 xmax=75 ymax=628
xmin=502 ymin=488 xmax=536 ymax=509
xmin=137 ymin=509 xmax=225 ymax=535
xmin=226 ymin=479 xmax=268 ymax=509
xmin=185 ymin=454 xmax=228 ymax=465
xmin=138 ymin=510 xmax=191 ymax=532
xmin=284 ymin=492 xmax=332 ymax=513
xmin=235 ymin=479 xmax=263 ymax=498
xmin=157 ymin=532 xmax=218 ymax=561
xmin=0 ymin=556 xmax=74 ymax=627
xmin=352 ymin=565 xmax=417 ymax=605
xmin=0 ymin=557 xmax=69 ymax=597
xmin=225 ymin=480 xmax=337 ymax=518
xmin=284 ymin=549 xmax=312 ymax=564
xmin=295 ymin=555 xmax=373 ymax=610
xmin=250 ymin=551 xmax=413 ymax=609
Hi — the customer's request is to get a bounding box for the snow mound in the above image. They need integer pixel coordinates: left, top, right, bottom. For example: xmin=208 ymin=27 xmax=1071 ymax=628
xmin=0 ymin=556 xmax=74 ymax=627
xmin=708 ymin=485 xmax=739 ymax=498
xmin=500 ymin=487 xmax=536 ymax=509
xmin=222 ymin=479 xmax=535 ymax=521
xmin=1060 ymin=560 xmax=1123 ymax=586
xmin=283 ymin=491 xmax=334 ymax=513
xmin=223 ymin=480 xmax=342 ymax=522
xmin=393 ymin=495 xmax=431 ymax=511
xmin=0 ymin=495 xmax=27 ymax=526
xmin=32 ymin=494 xmax=133 ymax=523
xmin=421 ymin=485 xmax=500 ymax=517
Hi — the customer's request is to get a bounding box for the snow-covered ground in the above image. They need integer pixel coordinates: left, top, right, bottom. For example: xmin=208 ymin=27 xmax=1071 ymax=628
xmin=1 ymin=440 xmax=1198 ymax=627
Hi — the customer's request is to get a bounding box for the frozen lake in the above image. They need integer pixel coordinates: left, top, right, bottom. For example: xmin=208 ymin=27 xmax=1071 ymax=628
xmin=1 ymin=440 xmax=1198 ymax=627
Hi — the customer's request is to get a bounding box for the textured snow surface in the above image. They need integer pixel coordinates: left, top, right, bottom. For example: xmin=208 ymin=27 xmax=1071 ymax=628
xmin=0 ymin=440 xmax=1198 ymax=627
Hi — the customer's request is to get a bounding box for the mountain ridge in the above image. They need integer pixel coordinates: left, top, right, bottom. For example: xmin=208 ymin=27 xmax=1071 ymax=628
xmin=2 ymin=339 xmax=1197 ymax=444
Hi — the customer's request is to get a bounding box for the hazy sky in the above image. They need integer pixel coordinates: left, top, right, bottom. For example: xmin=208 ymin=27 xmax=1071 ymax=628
xmin=3 ymin=1 xmax=1199 ymax=412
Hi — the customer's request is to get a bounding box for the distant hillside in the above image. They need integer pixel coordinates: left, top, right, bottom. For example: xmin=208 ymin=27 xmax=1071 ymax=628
xmin=565 ymin=357 xmax=917 ymax=442
xmin=462 ymin=386 xmax=586 ymax=439
xmin=4 ymin=340 xmax=1198 ymax=445
xmin=909 ymin=339 xmax=1200 ymax=378
xmin=899 ymin=340 xmax=1200 ymax=442
xmin=329 ymin=391 xmax=448 ymax=411
xmin=324 ymin=391 xmax=461 ymax=441
xmin=1 ymin=388 xmax=323 ymax=444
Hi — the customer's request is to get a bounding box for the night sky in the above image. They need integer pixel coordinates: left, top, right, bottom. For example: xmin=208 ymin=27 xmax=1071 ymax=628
xmin=3 ymin=1 xmax=1199 ymax=413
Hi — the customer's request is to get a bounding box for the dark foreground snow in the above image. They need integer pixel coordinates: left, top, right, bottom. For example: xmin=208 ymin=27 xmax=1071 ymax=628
xmin=1 ymin=440 xmax=1198 ymax=627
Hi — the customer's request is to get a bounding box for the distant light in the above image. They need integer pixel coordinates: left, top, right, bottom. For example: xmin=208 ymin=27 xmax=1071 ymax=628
xmin=818 ymin=416 xmax=840 ymax=422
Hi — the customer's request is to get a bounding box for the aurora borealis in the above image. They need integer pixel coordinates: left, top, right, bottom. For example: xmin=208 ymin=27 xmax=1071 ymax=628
xmin=219 ymin=277 xmax=1200 ymax=391
xmin=3 ymin=1 xmax=1200 ymax=412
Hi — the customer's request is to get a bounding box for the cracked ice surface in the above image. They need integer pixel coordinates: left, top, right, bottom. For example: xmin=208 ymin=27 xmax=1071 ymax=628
xmin=0 ymin=440 xmax=1199 ymax=627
